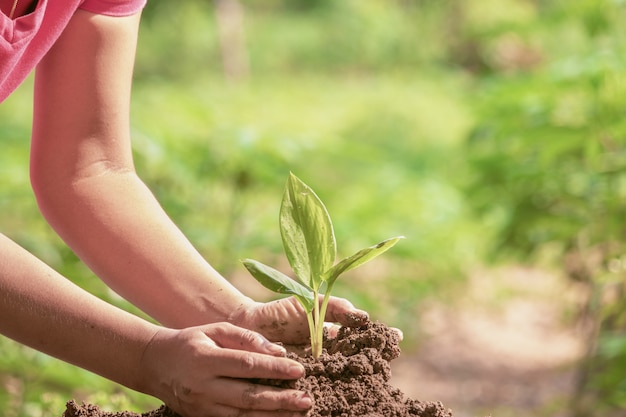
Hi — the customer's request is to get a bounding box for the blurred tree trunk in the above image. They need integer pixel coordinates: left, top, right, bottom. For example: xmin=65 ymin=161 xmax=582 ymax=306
xmin=214 ymin=0 xmax=250 ymax=82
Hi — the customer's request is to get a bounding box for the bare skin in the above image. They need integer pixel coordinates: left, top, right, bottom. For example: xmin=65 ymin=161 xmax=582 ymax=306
xmin=29 ymin=10 xmax=367 ymax=339
xmin=1 ymin=5 xmax=367 ymax=417
xmin=141 ymin=324 xmax=314 ymax=417
xmin=0 ymin=234 xmax=310 ymax=417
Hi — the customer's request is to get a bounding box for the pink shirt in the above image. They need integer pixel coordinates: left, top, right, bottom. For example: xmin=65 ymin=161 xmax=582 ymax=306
xmin=0 ymin=0 xmax=147 ymax=102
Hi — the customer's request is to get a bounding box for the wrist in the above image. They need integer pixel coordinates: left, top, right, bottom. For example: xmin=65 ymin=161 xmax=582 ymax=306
xmin=226 ymin=297 xmax=261 ymax=331
xmin=136 ymin=327 xmax=177 ymax=402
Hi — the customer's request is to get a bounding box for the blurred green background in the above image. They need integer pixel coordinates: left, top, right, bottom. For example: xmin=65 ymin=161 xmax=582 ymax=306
xmin=1 ymin=0 xmax=625 ymax=416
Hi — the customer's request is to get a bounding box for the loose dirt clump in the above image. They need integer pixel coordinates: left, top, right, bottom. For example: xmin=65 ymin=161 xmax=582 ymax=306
xmin=290 ymin=320 xmax=452 ymax=417
xmin=63 ymin=401 xmax=176 ymax=417
xmin=63 ymin=321 xmax=452 ymax=417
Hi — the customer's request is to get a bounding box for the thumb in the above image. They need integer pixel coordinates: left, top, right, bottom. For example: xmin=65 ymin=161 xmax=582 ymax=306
xmin=323 ymin=296 xmax=369 ymax=327
xmin=203 ymin=322 xmax=287 ymax=357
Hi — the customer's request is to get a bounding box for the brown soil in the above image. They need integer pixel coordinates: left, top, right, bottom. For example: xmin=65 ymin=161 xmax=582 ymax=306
xmin=63 ymin=402 xmax=177 ymax=417
xmin=62 ymin=321 xmax=453 ymax=417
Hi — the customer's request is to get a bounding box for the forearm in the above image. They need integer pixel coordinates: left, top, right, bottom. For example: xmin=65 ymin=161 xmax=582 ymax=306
xmin=0 ymin=233 xmax=159 ymax=394
xmin=29 ymin=10 xmax=254 ymax=329
xmin=32 ymin=167 xmax=254 ymax=328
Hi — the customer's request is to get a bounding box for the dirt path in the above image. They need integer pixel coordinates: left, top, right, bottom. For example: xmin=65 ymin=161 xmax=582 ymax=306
xmin=390 ymin=266 xmax=586 ymax=417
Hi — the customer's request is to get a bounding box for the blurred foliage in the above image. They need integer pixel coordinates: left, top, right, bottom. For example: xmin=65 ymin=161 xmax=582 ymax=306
xmin=135 ymin=0 xmax=451 ymax=79
xmin=464 ymin=0 xmax=626 ymax=415
xmin=1 ymin=0 xmax=625 ymax=415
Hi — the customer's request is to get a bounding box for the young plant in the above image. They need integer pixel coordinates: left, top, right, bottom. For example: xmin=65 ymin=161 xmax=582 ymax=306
xmin=241 ymin=173 xmax=403 ymax=358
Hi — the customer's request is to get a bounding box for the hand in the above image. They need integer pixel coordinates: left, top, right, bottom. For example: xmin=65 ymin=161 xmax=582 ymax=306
xmin=140 ymin=323 xmax=313 ymax=417
xmin=231 ymin=296 xmax=370 ymax=344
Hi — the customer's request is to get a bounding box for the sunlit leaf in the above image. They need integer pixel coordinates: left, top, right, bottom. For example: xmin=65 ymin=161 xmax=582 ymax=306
xmin=280 ymin=172 xmax=336 ymax=290
xmin=241 ymin=258 xmax=315 ymax=312
xmin=324 ymin=236 xmax=405 ymax=285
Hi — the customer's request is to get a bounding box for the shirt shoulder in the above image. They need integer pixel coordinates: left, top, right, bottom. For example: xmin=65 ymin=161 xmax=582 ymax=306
xmin=79 ymin=0 xmax=147 ymax=17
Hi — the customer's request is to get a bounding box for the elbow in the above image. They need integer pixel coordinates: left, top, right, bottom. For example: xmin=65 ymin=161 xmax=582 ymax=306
xmin=29 ymin=153 xmax=90 ymax=232
xmin=30 ymin=161 xmax=75 ymax=231
xmin=30 ymin=155 xmax=137 ymax=232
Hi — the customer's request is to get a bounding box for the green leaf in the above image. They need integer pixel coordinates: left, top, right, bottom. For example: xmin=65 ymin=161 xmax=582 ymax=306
xmin=324 ymin=236 xmax=404 ymax=285
xmin=241 ymin=259 xmax=315 ymax=312
xmin=280 ymin=172 xmax=336 ymax=291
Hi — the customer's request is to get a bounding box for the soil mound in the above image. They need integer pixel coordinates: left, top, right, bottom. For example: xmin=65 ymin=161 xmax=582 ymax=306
xmin=287 ymin=321 xmax=452 ymax=417
xmin=63 ymin=321 xmax=452 ymax=417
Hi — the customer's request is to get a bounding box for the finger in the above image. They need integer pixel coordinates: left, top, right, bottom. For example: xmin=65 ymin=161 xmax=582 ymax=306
xmin=322 ymin=296 xmax=369 ymax=326
xmin=323 ymin=322 xmax=341 ymax=339
xmin=208 ymin=348 xmax=305 ymax=380
xmin=209 ymin=402 xmax=309 ymax=417
xmin=171 ymin=391 xmax=309 ymax=417
xmin=391 ymin=327 xmax=404 ymax=342
xmin=205 ymin=323 xmax=287 ymax=357
xmin=210 ymin=379 xmax=313 ymax=412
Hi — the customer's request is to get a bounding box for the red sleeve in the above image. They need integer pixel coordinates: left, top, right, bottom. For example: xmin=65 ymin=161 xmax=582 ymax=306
xmin=79 ymin=0 xmax=147 ymax=17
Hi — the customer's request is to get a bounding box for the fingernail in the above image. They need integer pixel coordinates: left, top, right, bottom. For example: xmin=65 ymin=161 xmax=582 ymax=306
xmin=289 ymin=363 xmax=306 ymax=378
xmin=296 ymin=393 xmax=313 ymax=409
xmin=354 ymin=309 xmax=369 ymax=319
xmin=266 ymin=342 xmax=287 ymax=356
xmin=344 ymin=309 xmax=369 ymax=327
xmin=390 ymin=327 xmax=403 ymax=341
xmin=325 ymin=323 xmax=340 ymax=338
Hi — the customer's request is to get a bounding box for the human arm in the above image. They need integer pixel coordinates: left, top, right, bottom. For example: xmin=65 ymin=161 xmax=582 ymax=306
xmin=0 ymin=232 xmax=311 ymax=416
xmin=30 ymin=9 xmax=252 ymax=328
xmin=0 ymin=233 xmax=158 ymax=393
xmin=30 ymin=9 xmax=366 ymax=339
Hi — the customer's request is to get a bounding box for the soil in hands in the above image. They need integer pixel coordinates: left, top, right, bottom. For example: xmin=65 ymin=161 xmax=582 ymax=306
xmin=63 ymin=321 xmax=452 ymax=417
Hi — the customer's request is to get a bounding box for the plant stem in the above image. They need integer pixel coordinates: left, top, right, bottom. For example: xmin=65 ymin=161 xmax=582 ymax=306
xmin=318 ymin=288 xmax=332 ymax=334
xmin=316 ymin=287 xmax=333 ymax=353
xmin=311 ymin=289 xmax=322 ymax=358
xmin=311 ymin=287 xmax=334 ymax=359
xmin=306 ymin=310 xmax=317 ymax=357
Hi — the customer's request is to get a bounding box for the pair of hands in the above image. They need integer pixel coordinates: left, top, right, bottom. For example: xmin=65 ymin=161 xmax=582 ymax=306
xmin=141 ymin=296 xmax=369 ymax=417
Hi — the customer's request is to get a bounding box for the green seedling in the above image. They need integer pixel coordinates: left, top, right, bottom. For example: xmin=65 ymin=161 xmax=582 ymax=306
xmin=242 ymin=173 xmax=403 ymax=358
